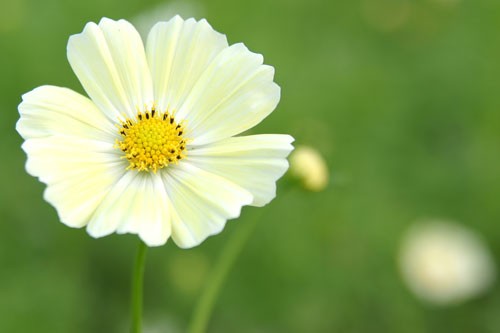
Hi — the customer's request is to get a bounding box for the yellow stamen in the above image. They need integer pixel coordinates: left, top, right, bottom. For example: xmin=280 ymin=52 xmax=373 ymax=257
xmin=117 ymin=108 xmax=187 ymax=172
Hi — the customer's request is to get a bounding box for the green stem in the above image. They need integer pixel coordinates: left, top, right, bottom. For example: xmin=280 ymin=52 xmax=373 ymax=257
xmin=131 ymin=240 xmax=148 ymax=333
xmin=187 ymin=210 xmax=264 ymax=333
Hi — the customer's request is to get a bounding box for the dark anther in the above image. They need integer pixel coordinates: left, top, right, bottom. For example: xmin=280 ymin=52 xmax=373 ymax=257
xmin=170 ymin=118 xmax=174 ymax=124
xmin=176 ymin=155 xmax=181 ymax=159
xmin=120 ymin=130 xmax=125 ymax=135
xmin=176 ymin=125 xmax=181 ymax=129
xmin=163 ymin=114 xmax=167 ymax=120
xmin=138 ymin=114 xmax=143 ymax=120
xmin=178 ymin=131 xmax=183 ymax=135
xmin=145 ymin=112 xmax=150 ymax=119
xmin=152 ymin=110 xmax=156 ymax=117
xmin=170 ymin=149 xmax=175 ymax=153
xmin=123 ymin=124 xmax=129 ymax=129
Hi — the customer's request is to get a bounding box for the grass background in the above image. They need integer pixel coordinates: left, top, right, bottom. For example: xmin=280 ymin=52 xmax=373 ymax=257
xmin=1 ymin=0 xmax=500 ymax=332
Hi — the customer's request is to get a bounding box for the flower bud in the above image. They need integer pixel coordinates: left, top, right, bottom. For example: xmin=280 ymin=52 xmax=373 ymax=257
xmin=289 ymin=146 xmax=329 ymax=192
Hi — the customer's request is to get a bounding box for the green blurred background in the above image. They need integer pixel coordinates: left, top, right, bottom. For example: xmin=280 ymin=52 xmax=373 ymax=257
xmin=1 ymin=0 xmax=500 ymax=332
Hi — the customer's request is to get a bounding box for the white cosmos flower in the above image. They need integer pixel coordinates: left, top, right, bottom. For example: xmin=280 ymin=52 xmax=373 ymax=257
xmin=16 ymin=16 xmax=294 ymax=248
xmin=399 ymin=220 xmax=496 ymax=305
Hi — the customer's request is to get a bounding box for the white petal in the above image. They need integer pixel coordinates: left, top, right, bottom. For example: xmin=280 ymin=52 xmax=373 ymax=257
xmin=178 ymin=43 xmax=280 ymax=145
xmin=161 ymin=162 xmax=253 ymax=248
xmin=67 ymin=18 xmax=153 ymax=121
xmin=87 ymin=172 xmax=172 ymax=247
xmin=17 ymin=85 xmax=116 ymax=142
xmin=86 ymin=171 xmax=138 ymax=238
xmin=137 ymin=174 xmax=172 ymax=246
xmin=22 ymin=136 xmax=124 ymax=228
xmin=188 ymin=134 xmax=294 ymax=207
xmin=146 ymin=16 xmax=228 ymax=113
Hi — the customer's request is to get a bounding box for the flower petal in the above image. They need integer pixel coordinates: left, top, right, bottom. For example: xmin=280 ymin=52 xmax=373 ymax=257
xmin=87 ymin=172 xmax=171 ymax=247
xmin=22 ymin=136 xmax=124 ymax=228
xmin=17 ymin=85 xmax=116 ymax=142
xmin=67 ymin=18 xmax=153 ymax=121
xmin=178 ymin=43 xmax=280 ymax=145
xmin=86 ymin=171 xmax=138 ymax=238
xmin=137 ymin=174 xmax=172 ymax=246
xmin=146 ymin=16 xmax=228 ymax=113
xmin=188 ymin=134 xmax=294 ymax=207
xmin=161 ymin=162 xmax=253 ymax=248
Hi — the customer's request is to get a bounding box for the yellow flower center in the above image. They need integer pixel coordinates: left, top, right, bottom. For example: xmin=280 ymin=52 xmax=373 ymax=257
xmin=117 ymin=108 xmax=187 ymax=172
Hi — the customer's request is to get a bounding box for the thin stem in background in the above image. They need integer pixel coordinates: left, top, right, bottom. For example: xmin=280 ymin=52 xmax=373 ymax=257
xmin=131 ymin=240 xmax=148 ymax=333
xmin=187 ymin=208 xmax=266 ymax=333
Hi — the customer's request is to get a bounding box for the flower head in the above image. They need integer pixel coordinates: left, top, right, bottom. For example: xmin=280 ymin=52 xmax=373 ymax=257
xmin=399 ymin=220 xmax=496 ymax=305
xmin=17 ymin=16 xmax=294 ymax=247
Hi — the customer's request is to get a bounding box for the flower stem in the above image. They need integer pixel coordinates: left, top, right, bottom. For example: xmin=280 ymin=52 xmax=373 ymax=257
xmin=187 ymin=210 xmax=263 ymax=333
xmin=131 ymin=240 xmax=148 ymax=333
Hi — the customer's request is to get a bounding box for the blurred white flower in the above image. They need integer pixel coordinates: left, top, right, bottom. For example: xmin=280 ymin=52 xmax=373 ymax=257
xmin=131 ymin=0 xmax=204 ymax=38
xmin=431 ymin=0 xmax=461 ymax=8
xmin=143 ymin=315 xmax=181 ymax=333
xmin=167 ymin=251 xmax=209 ymax=297
xmin=0 ymin=0 xmax=25 ymax=33
xmin=399 ymin=220 xmax=496 ymax=305
xmin=289 ymin=146 xmax=329 ymax=192
xmin=17 ymin=16 xmax=293 ymax=248
xmin=361 ymin=0 xmax=411 ymax=32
